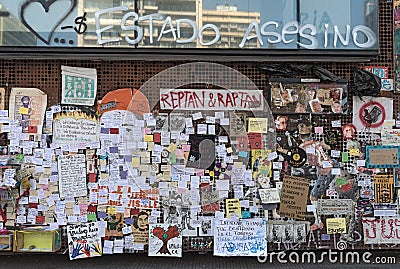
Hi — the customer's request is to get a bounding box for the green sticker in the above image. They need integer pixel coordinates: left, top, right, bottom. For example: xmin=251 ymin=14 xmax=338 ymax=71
xmin=336 ymin=178 xmax=346 ymax=186
xmin=87 ymin=213 xmax=97 ymax=221
xmin=341 ymin=152 xmax=349 ymax=162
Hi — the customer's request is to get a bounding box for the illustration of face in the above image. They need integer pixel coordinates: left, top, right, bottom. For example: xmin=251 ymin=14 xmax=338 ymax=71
xmin=342 ymin=124 xmax=356 ymax=139
xmin=276 ymin=116 xmax=287 ymax=130
xmin=137 ymin=213 xmax=149 ymax=230
xmin=331 ymin=102 xmax=343 ymax=113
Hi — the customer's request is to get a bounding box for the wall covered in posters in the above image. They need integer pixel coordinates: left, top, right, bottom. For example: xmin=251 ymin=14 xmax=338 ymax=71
xmin=0 ymin=1 xmax=397 ymax=260
xmin=0 ymin=56 xmax=399 ymax=260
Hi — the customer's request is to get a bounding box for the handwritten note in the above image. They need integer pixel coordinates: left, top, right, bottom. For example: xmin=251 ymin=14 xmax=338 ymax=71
xmin=213 ymin=218 xmax=266 ymax=256
xmin=58 ymin=154 xmax=87 ymax=198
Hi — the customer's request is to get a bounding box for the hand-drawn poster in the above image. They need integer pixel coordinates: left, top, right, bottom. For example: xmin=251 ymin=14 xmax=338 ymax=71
xmin=58 ymin=154 xmax=87 ymax=198
xmin=149 ymin=224 xmax=182 ymax=257
xmin=187 ymin=135 xmax=215 ymax=170
xmin=67 ymin=222 xmax=102 ymax=260
xmin=200 ymin=183 xmax=220 ymax=214
xmin=352 ymin=96 xmax=393 ymax=133
xmin=363 ymin=217 xmax=400 ymax=244
xmin=61 ymin=65 xmax=97 ymax=106
xmin=105 ymin=212 xmax=124 ymax=237
xmin=279 ymin=175 xmax=310 ymax=220
xmin=53 ymin=111 xmax=99 ymax=145
xmin=9 ymin=88 xmax=47 ymax=134
xmin=251 ymin=149 xmax=272 ymax=176
xmin=374 ymin=174 xmax=394 ymax=203
xmin=199 ymin=216 xmax=214 ymax=236
xmin=131 ymin=209 xmax=150 ymax=244
xmin=214 ymin=218 xmax=266 ymax=256
xmin=229 ymin=112 xmax=246 ymax=136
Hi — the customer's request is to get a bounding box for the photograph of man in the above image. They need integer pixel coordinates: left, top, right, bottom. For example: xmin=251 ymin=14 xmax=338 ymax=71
xmin=331 ymin=101 xmax=343 ymax=113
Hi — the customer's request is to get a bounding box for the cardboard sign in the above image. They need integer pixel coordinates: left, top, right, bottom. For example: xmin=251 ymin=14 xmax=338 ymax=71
xmin=366 ymin=146 xmax=400 ymax=168
xmin=279 ymin=175 xmax=310 ymax=220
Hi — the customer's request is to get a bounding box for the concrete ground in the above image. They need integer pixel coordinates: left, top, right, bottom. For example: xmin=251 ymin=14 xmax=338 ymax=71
xmin=0 ymin=251 xmax=399 ymax=269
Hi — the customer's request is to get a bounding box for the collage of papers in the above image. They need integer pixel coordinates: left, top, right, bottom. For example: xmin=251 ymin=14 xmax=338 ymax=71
xmin=0 ymin=65 xmax=400 ymax=259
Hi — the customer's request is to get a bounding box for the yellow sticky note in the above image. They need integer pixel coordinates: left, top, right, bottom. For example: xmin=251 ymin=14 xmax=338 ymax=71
xmin=144 ymin=135 xmax=153 ymax=142
xmin=248 ymin=118 xmax=268 ymax=133
xmin=349 ymin=148 xmax=360 ymax=156
xmin=19 ymin=107 xmax=29 ymax=115
xmin=167 ymin=143 xmax=177 ymax=153
xmin=326 ymin=218 xmax=346 ymax=234
xmin=132 ymin=157 xmax=140 ymax=167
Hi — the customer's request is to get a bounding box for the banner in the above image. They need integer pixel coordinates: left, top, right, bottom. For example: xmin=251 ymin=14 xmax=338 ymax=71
xmin=363 ymin=217 xmax=400 ymax=244
xmin=213 ymin=218 xmax=266 ymax=257
xmin=160 ymin=89 xmax=263 ymax=111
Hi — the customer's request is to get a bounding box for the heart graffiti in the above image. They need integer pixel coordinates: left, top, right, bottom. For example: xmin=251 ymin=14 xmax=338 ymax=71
xmin=19 ymin=0 xmax=77 ymax=45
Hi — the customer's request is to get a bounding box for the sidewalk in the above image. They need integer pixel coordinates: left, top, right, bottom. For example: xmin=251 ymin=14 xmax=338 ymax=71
xmin=0 ymin=251 xmax=399 ymax=269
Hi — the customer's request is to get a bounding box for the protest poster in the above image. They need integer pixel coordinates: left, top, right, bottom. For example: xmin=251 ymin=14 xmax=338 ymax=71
xmin=131 ymin=209 xmax=151 ymax=244
xmin=363 ymin=217 xmax=400 ymax=244
xmin=148 ymin=224 xmax=182 ymax=257
xmin=53 ymin=111 xmax=99 ymax=145
xmin=67 ymin=222 xmax=102 ymax=260
xmin=61 ymin=65 xmax=97 ymax=106
xmin=58 ymin=154 xmax=87 ymax=198
xmin=160 ymin=89 xmax=263 ymax=111
xmin=9 ymin=88 xmax=47 ymax=134
xmin=279 ymin=175 xmax=310 ymax=220
xmin=374 ymin=174 xmax=394 ymax=203
xmin=213 ymin=218 xmax=266 ymax=256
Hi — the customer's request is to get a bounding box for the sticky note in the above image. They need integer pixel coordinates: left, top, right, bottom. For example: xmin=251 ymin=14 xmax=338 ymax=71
xmin=19 ymin=107 xmax=29 ymax=115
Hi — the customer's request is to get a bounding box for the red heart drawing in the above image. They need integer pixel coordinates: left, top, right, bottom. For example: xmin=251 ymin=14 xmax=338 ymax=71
xmin=20 ymin=0 xmax=77 ymax=45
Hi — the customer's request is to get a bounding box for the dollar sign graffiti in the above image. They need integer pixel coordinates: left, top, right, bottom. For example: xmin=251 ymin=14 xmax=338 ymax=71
xmin=74 ymin=12 xmax=87 ymax=34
